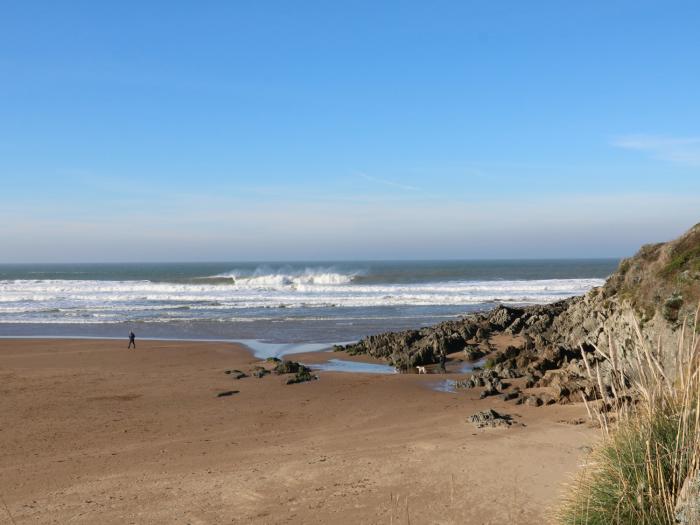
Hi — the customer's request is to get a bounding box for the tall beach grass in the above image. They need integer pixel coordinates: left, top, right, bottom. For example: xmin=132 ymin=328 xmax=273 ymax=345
xmin=559 ymin=306 xmax=700 ymax=524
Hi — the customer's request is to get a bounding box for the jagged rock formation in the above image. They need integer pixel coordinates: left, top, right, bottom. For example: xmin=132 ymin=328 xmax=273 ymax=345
xmin=549 ymin=222 xmax=700 ymax=373
xmin=338 ymin=223 xmax=700 ymax=403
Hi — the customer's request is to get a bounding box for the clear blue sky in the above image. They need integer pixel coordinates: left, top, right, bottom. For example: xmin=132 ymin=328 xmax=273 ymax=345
xmin=1 ymin=1 xmax=699 ymax=262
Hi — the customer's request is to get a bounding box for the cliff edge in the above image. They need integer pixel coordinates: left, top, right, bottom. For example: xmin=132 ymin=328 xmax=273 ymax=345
xmin=339 ymin=222 xmax=700 ymax=403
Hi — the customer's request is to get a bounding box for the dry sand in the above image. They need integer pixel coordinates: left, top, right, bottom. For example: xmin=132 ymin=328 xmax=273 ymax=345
xmin=0 ymin=339 xmax=596 ymax=524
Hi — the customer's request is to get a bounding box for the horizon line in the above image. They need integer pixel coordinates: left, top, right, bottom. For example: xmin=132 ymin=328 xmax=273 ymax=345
xmin=0 ymin=256 xmax=624 ymax=265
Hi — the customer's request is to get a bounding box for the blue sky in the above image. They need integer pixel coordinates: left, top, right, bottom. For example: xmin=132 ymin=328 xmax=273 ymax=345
xmin=1 ymin=1 xmax=699 ymax=262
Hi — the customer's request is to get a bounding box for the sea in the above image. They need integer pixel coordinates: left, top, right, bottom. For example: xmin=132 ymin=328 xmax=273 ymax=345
xmin=0 ymin=260 xmax=618 ymax=346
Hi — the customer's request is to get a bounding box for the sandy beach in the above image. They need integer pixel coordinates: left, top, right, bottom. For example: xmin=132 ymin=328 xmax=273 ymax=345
xmin=0 ymin=338 xmax=595 ymax=524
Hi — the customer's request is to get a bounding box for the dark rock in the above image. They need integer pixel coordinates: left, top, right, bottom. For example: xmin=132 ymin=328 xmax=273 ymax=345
xmin=467 ymin=409 xmax=513 ymax=428
xmin=542 ymin=395 xmax=556 ymax=406
xmin=501 ymin=391 xmax=520 ymax=401
xmin=497 ymin=366 xmax=522 ymax=379
xmin=524 ymin=395 xmax=543 ymax=407
xmin=217 ymin=390 xmax=239 ymax=397
xmin=553 ymin=383 xmax=570 ymax=399
xmin=484 ymin=377 xmax=504 ymax=392
xmin=506 ymin=316 xmax=524 ymax=334
xmin=524 ymin=374 xmax=536 ymax=389
xmin=252 ymin=367 xmax=270 ymax=378
xmin=475 ymin=326 xmax=490 ymax=341
xmin=286 ymin=368 xmax=318 ymax=385
xmin=488 ymin=306 xmax=524 ymax=330
xmin=463 ymin=344 xmax=485 ymax=360
xmin=480 ymin=388 xmax=498 ymax=399
xmin=274 ymin=360 xmax=306 ymax=375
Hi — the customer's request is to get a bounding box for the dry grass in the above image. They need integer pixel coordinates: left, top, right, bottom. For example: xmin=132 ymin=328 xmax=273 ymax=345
xmin=559 ymin=306 xmax=700 ymax=524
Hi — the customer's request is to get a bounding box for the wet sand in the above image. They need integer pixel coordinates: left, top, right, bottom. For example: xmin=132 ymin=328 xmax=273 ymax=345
xmin=0 ymin=339 xmax=595 ymax=524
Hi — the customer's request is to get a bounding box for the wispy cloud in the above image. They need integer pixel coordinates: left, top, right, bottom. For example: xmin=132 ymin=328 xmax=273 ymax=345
xmin=612 ymin=134 xmax=700 ymax=167
xmin=356 ymin=172 xmax=420 ymax=191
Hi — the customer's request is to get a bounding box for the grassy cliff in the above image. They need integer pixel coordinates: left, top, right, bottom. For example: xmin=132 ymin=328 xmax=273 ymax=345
xmin=605 ymin=223 xmax=700 ymax=327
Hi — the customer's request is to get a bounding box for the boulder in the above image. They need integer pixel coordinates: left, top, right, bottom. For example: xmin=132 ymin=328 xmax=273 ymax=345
xmin=517 ymin=395 xmax=543 ymax=407
xmin=286 ymin=368 xmax=318 ymax=385
xmin=467 ymin=409 xmax=513 ymax=428
xmin=274 ymin=360 xmax=305 ymax=375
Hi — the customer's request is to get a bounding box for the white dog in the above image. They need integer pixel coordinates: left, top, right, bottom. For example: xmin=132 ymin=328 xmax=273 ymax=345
xmin=416 ymin=365 xmax=427 ymax=374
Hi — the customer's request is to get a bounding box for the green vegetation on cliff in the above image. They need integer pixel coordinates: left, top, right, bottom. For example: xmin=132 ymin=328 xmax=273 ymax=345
xmin=605 ymin=223 xmax=700 ymax=325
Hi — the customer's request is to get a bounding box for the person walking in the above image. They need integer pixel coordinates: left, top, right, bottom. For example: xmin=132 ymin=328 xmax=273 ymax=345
xmin=128 ymin=330 xmax=136 ymax=349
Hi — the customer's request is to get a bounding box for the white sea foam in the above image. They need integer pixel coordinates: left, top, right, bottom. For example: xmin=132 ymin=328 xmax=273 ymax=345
xmin=0 ymin=276 xmax=605 ymax=323
xmin=213 ymin=267 xmax=359 ymax=287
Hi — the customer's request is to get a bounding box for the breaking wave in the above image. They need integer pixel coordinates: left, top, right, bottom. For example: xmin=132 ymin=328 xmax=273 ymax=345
xmin=0 ymin=276 xmax=605 ymax=324
xmin=210 ymin=267 xmax=359 ymax=287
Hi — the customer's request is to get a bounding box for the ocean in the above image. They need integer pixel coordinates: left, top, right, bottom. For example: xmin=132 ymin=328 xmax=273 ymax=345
xmin=0 ymin=260 xmax=618 ymax=344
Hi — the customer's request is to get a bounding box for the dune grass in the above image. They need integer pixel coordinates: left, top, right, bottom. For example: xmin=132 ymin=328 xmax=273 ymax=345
xmin=559 ymin=306 xmax=700 ymax=524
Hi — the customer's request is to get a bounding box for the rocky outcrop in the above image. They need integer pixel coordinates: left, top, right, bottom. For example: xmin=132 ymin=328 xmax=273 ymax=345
xmin=339 ymin=324 xmax=477 ymax=368
xmin=339 ymin=223 xmax=700 ymax=403
xmin=338 ymin=304 xmax=543 ymax=369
